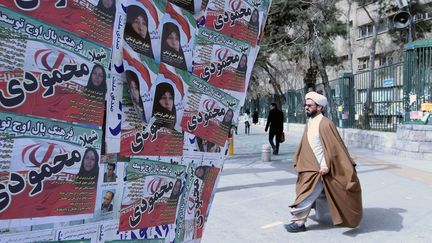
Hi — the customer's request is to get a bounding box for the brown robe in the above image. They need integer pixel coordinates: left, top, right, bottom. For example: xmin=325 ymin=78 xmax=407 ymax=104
xmin=290 ymin=116 xmax=362 ymax=228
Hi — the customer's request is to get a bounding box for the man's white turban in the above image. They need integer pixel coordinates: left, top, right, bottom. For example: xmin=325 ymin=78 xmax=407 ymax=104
xmin=305 ymin=91 xmax=328 ymax=107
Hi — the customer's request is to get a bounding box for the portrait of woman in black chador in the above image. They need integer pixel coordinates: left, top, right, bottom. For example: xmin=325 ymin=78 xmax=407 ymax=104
xmin=75 ymin=147 xmax=100 ymax=187
xmin=168 ymin=0 xmax=195 ymax=13
xmin=124 ymin=5 xmax=154 ymax=58
xmin=160 ymin=22 xmax=187 ymax=70
xmin=236 ymin=54 xmax=248 ymax=74
xmin=95 ymin=0 xmax=117 ymax=23
xmin=152 ymin=82 xmax=177 ymax=130
xmin=249 ymin=8 xmax=260 ymax=28
xmin=86 ymin=63 xmax=107 ymax=99
xmin=125 ymin=70 xmax=146 ymax=122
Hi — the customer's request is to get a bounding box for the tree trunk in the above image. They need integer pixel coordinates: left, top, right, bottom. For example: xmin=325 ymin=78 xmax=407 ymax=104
xmin=346 ymin=0 xmax=353 ymax=72
xmin=361 ymin=5 xmax=382 ymax=129
xmin=313 ymin=49 xmax=338 ymax=122
xmin=263 ymin=63 xmax=287 ymax=102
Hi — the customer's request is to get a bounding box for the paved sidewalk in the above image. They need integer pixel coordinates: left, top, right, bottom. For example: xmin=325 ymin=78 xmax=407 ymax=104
xmin=201 ymin=123 xmax=432 ymax=243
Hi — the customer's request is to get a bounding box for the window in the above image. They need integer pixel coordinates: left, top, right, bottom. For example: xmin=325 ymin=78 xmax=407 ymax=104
xmin=378 ymin=55 xmax=393 ymax=66
xmin=414 ymin=13 xmax=425 ymax=22
xmin=358 ymin=58 xmax=369 ymax=70
xmin=358 ymin=24 xmax=374 ymax=38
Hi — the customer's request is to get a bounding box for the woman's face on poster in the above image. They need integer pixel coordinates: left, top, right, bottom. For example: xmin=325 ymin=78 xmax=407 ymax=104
xmin=239 ymin=55 xmax=247 ymax=68
xmin=172 ymin=180 xmax=181 ymax=195
xmin=166 ymin=31 xmax=180 ymax=52
xmin=132 ymin=15 xmax=148 ymax=39
xmin=195 ymin=167 xmax=205 ymax=178
xmin=129 ymin=80 xmax=140 ymax=104
xmin=91 ymin=66 xmax=105 ymax=87
xmin=251 ymin=10 xmax=258 ymax=23
xmin=83 ymin=150 xmax=97 ymax=172
xmin=159 ymin=91 xmax=174 ymax=111
xmin=102 ymin=0 xmax=114 ymax=9
xmin=224 ymin=110 xmax=233 ymax=122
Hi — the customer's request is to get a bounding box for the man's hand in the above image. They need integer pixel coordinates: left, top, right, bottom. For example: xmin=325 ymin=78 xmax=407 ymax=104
xmin=319 ymin=167 xmax=329 ymax=176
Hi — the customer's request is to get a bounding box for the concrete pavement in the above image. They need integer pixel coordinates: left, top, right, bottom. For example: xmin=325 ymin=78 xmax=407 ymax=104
xmin=201 ymin=122 xmax=432 ymax=243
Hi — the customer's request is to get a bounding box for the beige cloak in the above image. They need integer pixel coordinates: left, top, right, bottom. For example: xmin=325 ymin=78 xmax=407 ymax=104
xmin=290 ymin=116 xmax=363 ymax=228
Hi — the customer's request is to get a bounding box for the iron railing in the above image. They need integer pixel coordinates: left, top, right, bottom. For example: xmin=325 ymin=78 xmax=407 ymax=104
xmin=245 ymin=39 xmax=432 ymax=132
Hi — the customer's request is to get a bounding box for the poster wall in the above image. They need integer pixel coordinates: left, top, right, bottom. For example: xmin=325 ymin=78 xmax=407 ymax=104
xmin=192 ymin=28 xmax=257 ymax=104
xmin=204 ymin=0 xmax=271 ymax=46
xmin=0 ymin=0 xmax=272 ymax=242
xmin=0 ymin=112 xmax=102 ymax=224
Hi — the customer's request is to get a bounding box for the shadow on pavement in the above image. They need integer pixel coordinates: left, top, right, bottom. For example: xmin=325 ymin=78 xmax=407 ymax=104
xmin=304 ymin=208 xmax=406 ymax=235
xmin=343 ymin=208 xmax=406 ymax=236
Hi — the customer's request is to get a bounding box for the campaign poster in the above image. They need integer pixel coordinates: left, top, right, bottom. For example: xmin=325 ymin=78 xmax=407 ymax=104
xmin=183 ymin=130 xmax=225 ymax=164
xmin=159 ymin=2 xmax=195 ymax=72
xmin=168 ymin=0 xmax=203 ymax=14
xmin=104 ymin=73 xmax=123 ymax=154
xmin=150 ymin=63 xmax=187 ymax=131
xmin=107 ymin=239 xmax=165 ymax=243
xmin=120 ymin=63 xmax=184 ymax=158
xmin=90 ymin=157 xmax=126 ymax=223
xmin=180 ymin=71 xmax=239 ymax=146
xmin=192 ymin=28 xmax=256 ymax=98
xmin=115 ymin=223 xmax=175 ymax=242
xmin=123 ymin=46 xmax=160 ymax=123
xmin=104 ymin=2 xmax=127 ymax=153
xmin=204 ymin=0 xmax=271 ymax=46
xmin=182 ymin=132 xmax=204 ymax=163
xmin=123 ymin=0 xmax=166 ymax=62
xmin=0 ymin=229 xmax=54 ymax=243
xmin=0 ymin=112 xmax=102 ymax=223
xmin=175 ymin=164 xmax=220 ymax=242
xmin=96 ymin=220 xmax=119 ymax=243
xmin=54 ymin=223 xmax=99 ymax=242
xmin=0 ymin=0 xmax=116 ymax=48
xmin=118 ymin=158 xmax=186 ymax=232
xmin=0 ymin=7 xmax=110 ymax=127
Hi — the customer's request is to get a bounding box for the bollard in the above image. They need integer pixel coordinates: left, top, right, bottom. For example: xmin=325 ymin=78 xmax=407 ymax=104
xmin=228 ymin=137 xmax=234 ymax=156
xmin=261 ymin=144 xmax=271 ymax=162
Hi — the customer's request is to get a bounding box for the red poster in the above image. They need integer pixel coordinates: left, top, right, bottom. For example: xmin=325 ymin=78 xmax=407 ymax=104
xmin=1 ymin=0 xmax=115 ymax=47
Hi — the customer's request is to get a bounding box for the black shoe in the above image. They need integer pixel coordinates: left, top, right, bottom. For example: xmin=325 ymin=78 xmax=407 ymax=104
xmin=273 ymin=150 xmax=278 ymax=155
xmin=284 ymin=222 xmax=306 ymax=233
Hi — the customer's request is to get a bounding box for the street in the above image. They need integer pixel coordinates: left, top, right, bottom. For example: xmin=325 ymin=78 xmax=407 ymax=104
xmin=201 ymin=123 xmax=432 ymax=243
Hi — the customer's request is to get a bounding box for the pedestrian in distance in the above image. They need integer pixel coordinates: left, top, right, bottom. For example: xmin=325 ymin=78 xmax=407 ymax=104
xmin=285 ymin=91 xmax=362 ymax=233
xmin=252 ymin=110 xmax=259 ymax=125
xmin=265 ymin=103 xmax=284 ymax=155
xmin=244 ymin=109 xmax=251 ymax=135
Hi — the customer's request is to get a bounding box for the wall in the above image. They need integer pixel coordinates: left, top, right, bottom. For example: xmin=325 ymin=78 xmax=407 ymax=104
xmin=286 ymin=123 xmax=432 ymax=160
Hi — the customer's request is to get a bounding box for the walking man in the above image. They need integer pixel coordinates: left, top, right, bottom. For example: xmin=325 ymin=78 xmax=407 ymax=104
xmin=252 ymin=110 xmax=259 ymax=125
xmin=285 ymin=91 xmax=362 ymax=233
xmin=265 ymin=103 xmax=284 ymax=155
xmin=244 ymin=109 xmax=251 ymax=135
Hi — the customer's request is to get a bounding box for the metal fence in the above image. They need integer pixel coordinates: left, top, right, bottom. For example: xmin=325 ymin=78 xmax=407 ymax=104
xmin=245 ymin=40 xmax=432 ymax=132
xmin=403 ymin=41 xmax=432 ymax=121
xmin=245 ymin=63 xmax=405 ymax=132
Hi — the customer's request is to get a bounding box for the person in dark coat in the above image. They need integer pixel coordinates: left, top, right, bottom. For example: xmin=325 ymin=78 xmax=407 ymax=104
xmin=265 ymin=103 xmax=284 ymax=155
xmin=252 ymin=110 xmax=259 ymax=124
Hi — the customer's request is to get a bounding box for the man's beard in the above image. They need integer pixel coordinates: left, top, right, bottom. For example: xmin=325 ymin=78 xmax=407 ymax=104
xmin=306 ymin=109 xmax=317 ymax=118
